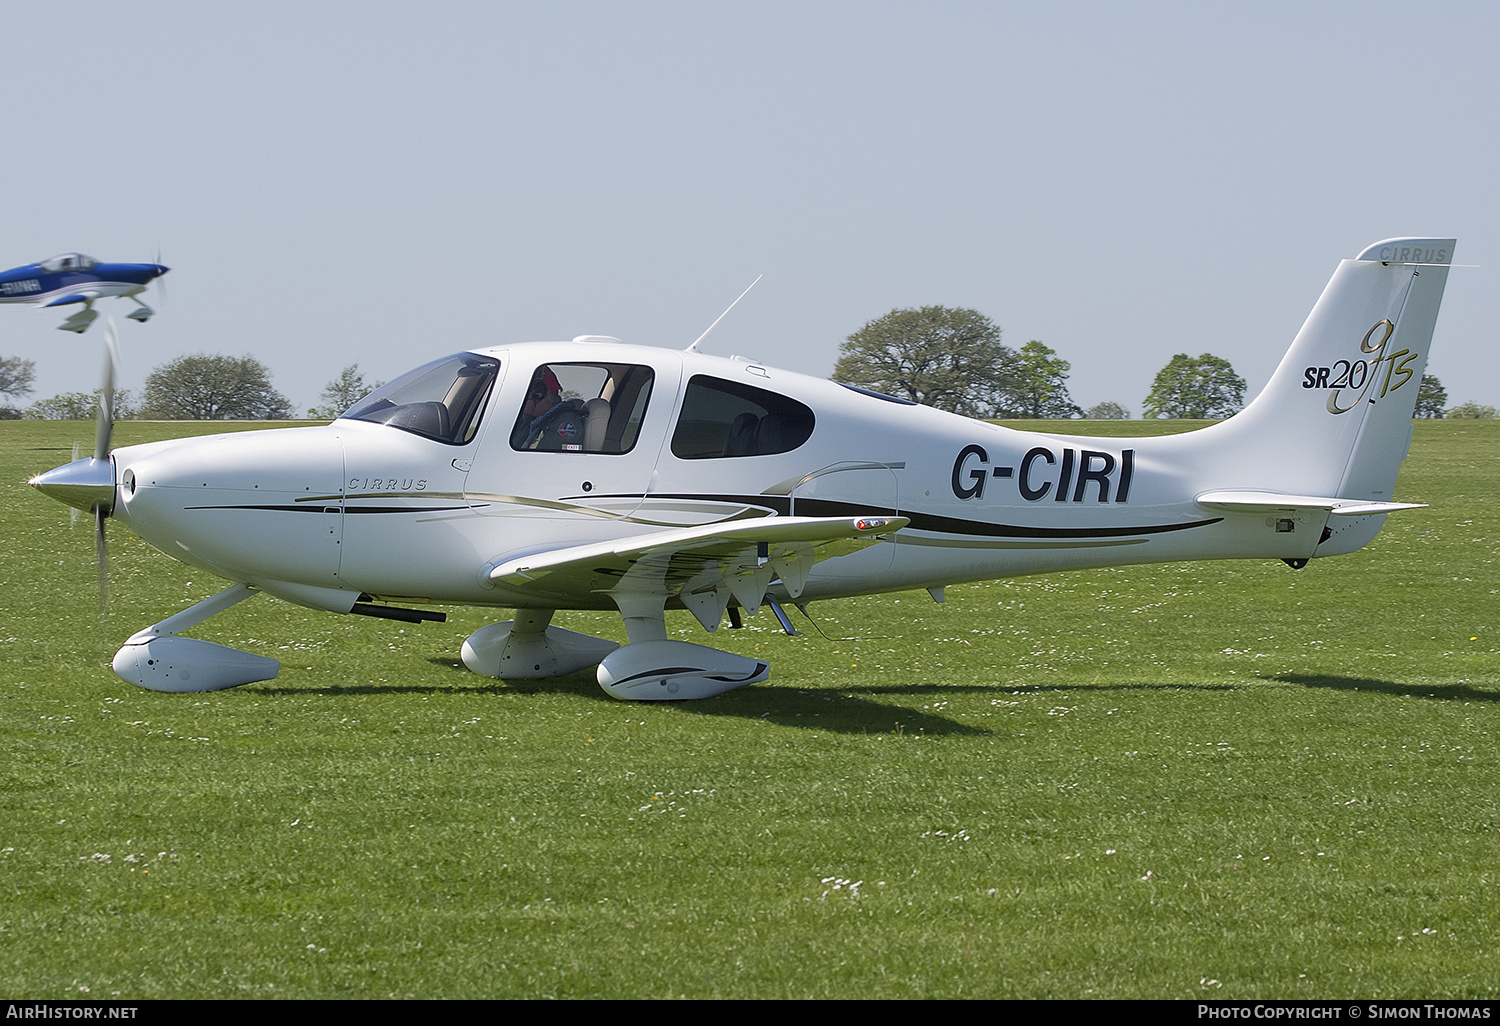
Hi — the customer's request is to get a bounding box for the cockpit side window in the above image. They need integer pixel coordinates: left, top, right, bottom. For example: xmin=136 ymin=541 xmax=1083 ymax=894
xmin=342 ymin=353 xmax=499 ymax=445
xmin=670 ymin=376 xmax=815 ymax=459
xmin=510 ymin=362 xmax=655 ymax=454
xmin=40 ymin=253 xmax=96 ymax=272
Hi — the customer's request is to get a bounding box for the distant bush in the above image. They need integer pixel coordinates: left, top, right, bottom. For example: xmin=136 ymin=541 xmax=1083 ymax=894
xmin=1086 ymin=401 xmax=1130 ymax=420
xmin=25 ymin=390 xmax=136 ymax=421
xmin=1447 ymin=402 xmax=1497 ymax=419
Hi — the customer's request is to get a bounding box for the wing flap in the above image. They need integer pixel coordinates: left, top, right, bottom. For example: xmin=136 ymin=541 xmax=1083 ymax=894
xmin=484 ymin=514 xmax=907 ymax=615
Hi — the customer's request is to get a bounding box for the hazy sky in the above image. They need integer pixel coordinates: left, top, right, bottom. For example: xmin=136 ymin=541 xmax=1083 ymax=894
xmin=3 ymin=1 xmax=1495 ymax=414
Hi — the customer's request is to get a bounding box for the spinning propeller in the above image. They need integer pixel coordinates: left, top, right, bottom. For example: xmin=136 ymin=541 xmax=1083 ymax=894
xmin=94 ymin=319 xmax=120 ymax=611
xmin=28 ymin=318 xmax=120 ymax=613
xmin=152 ymin=248 xmax=168 ymax=306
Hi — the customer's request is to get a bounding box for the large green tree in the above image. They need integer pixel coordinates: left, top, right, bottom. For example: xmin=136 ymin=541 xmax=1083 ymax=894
xmin=1414 ymin=374 xmax=1447 ymax=418
xmin=140 ymin=354 xmax=293 ymax=420
xmin=1 ymin=355 xmax=36 ymax=417
xmin=0 ymin=356 xmax=35 ymax=400
xmin=310 ymin=363 xmax=384 ymax=419
xmin=1009 ymin=340 xmax=1081 ymax=418
xmin=831 ymin=306 xmax=1016 ymax=418
xmin=1142 ymin=353 xmax=1245 ymax=419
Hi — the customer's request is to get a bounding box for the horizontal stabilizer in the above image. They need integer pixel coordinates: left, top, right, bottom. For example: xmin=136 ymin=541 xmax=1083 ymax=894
xmin=1196 ymin=490 xmax=1426 ymax=516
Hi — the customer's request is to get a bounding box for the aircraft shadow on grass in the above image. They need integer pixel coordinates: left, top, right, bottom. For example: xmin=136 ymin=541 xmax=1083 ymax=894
xmin=204 ymin=665 xmax=1494 ymax=737
xmin=248 ymin=657 xmax=988 ymax=736
xmin=270 ymin=661 xmax=1293 ymax=734
xmin=1269 ymin=673 xmax=1500 ymax=704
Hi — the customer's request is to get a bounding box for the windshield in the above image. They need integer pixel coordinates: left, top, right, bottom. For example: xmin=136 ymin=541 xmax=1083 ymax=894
xmin=343 ymin=352 xmax=499 ymax=445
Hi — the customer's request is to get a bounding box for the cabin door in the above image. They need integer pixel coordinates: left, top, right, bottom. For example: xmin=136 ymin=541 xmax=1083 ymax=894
xmin=464 ymin=354 xmax=682 ymax=535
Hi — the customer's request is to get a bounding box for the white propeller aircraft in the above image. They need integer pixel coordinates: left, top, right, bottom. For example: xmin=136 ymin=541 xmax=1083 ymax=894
xmin=29 ymin=237 xmax=1455 ymax=700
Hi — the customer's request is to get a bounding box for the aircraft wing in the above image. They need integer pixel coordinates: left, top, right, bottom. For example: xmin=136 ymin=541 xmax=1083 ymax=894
xmin=40 ymin=289 xmax=101 ymax=308
xmin=484 ymin=514 xmax=908 ymax=630
xmin=1196 ymin=490 xmax=1426 ymax=516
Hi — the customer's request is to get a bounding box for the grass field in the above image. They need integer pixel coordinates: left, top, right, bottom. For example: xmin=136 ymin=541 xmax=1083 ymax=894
xmin=3 ymin=418 xmax=1497 ymax=999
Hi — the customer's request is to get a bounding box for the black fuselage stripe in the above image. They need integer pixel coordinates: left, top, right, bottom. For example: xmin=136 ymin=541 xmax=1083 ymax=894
xmin=186 ymin=504 xmax=466 ymax=514
xmin=188 ymin=496 xmax=1221 ymax=540
xmin=581 ymin=492 xmax=1222 ymax=540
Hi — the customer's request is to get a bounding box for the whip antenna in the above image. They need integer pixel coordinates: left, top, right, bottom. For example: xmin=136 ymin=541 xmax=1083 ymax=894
xmin=685 ymin=275 xmax=762 ymax=353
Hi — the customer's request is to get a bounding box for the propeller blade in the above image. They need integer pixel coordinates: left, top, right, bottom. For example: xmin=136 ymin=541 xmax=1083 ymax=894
xmin=95 ymin=318 xmax=119 ymax=461
xmin=70 ymin=442 xmax=80 ymax=527
xmin=154 ymin=247 xmax=167 ymax=305
xmin=95 ymin=506 xmax=109 ymax=615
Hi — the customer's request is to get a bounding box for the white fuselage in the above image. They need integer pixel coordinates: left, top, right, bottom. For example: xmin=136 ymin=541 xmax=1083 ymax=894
xmin=107 ymin=341 xmax=1339 ymax=615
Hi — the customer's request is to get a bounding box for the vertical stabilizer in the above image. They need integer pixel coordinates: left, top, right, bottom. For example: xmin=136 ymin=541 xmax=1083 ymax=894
xmin=1190 ymin=238 xmax=1453 ymax=554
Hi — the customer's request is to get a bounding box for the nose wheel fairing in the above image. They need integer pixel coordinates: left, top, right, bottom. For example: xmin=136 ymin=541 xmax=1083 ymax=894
xmin=110 ymin=583 xmax=281 ymax=693
xmin=113 ymin=635 xmax=278 ymax=693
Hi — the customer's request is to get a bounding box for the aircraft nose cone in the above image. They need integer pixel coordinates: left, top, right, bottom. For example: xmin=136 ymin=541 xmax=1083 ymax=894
xmin=30 ymin=456 xmax=116 ymax=515
xmin=153 ymin=264 xmax=170 ymax=278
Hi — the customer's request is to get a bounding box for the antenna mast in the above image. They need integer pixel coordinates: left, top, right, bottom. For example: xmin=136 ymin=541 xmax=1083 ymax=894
xmin=685 ymin=275 xmax=763 ymax=353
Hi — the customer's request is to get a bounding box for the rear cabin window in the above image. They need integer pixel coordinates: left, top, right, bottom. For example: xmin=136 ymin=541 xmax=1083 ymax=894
xmin=510 ymin=362 xmax=655 ymax=454
xmin=670 ymin=376 xmax=815 ymax=459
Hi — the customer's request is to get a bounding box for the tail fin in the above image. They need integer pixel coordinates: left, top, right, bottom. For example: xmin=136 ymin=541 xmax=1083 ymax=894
xmin=1200 ymin=238 xmax=1454 ymax=553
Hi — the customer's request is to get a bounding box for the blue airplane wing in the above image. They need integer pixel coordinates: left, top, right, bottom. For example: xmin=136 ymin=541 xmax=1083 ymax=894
xmin=40 ymin=290 xmax=101 ymax=308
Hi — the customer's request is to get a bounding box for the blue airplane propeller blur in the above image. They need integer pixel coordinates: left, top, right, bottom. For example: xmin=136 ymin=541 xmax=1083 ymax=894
xmin=0 ymin=253 xmax=169 ymax=333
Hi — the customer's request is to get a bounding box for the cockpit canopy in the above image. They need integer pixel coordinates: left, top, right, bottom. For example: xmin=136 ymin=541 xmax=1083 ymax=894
xmin=38 ymin=253 xmax=99 ymax=273
xmin=342 ymin=352 xmax=499 ymax=445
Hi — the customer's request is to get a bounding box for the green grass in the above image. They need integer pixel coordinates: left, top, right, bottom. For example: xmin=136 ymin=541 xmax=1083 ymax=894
xmin=2 ymin=418 xmax=1497 ymax=998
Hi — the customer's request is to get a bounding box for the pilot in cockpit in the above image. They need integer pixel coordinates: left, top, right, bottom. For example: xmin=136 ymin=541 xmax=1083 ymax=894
xmin=513 ymin=366 xmax=567 ymax=449
xmin=522 ymin=366 xmax=561 ymax=422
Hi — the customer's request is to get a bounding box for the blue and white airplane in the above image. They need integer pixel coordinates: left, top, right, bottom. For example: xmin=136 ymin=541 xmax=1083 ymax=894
xmin=0 ymin=253 xmax=169 ymax=333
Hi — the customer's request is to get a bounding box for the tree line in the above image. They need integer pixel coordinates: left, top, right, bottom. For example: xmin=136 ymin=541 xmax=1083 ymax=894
xmin=0 ymin=354 xmax=382 ymax=421
xmin=0 ymin=317 xmax=1485 ymax=422
xmin=832 ymin=305 xmax=1476 ymax=420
